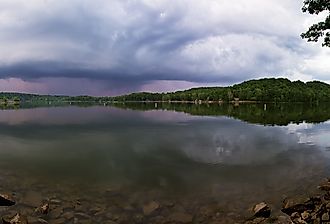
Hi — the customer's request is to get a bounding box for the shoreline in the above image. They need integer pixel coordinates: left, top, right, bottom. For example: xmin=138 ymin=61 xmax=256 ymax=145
xmin=109 ymin=100 xmax=316 ymax=104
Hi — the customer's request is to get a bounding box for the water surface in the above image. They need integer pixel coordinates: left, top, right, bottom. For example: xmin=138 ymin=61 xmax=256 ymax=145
xmin=1 ymin=103 xmax=330 ymax=223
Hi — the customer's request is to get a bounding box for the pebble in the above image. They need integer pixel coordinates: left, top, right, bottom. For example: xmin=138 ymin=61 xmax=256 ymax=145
xmin=253 ymin=202 xmax=271 ymax=218
xmin=322 ymin=212 xmax=329 ymax=221
xmin=2 ymin=213 xmax=28 ymax=224
xmin=0 ymin=194 xmax=15 ymax=206
xmin=143 ymin=201 xmax=160 ymax=215
xmin=62 ymin=211 xmax=74 ymax=220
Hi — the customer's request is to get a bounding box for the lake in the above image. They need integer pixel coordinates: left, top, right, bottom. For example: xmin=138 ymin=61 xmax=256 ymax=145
xmin=1 ymin=103 xmax=330 ymax=223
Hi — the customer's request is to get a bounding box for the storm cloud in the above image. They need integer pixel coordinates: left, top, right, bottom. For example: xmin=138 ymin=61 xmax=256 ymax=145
xmin=0 ymin=0 xmax=329 ymax=95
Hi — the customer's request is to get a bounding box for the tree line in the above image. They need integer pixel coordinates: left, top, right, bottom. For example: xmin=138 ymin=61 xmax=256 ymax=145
xmin=112 ymin=78 xmax=330 ymax=103
xmin=1 ymin=78 xmax=330 ymax=104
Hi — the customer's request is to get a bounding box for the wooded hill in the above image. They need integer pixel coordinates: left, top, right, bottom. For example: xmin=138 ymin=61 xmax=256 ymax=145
xmin=0 ymin=92 xmax=107 ymax=103
xmin=1 ymin=78 xmax=330 ymax=103
xmin=112 ymin=78 xmax=330 ymax=103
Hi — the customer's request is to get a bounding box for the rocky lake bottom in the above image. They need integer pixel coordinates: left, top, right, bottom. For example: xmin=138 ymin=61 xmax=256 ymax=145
xmin=1 ymin=163 xmax=329 ymax=223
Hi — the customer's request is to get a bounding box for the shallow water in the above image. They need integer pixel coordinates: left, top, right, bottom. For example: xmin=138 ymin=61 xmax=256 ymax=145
xmin=1 ymin=104 xmax=330 ymax=223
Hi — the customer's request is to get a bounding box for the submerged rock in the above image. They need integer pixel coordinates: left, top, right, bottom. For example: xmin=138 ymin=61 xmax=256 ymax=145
xmin=27 ymin=217 xmax=48 ymax=224
xmin=62 ymin=212 xmax=74 ymax=220
xmin=281 ymin=197 xmax=320 ymax=218
xmin=35 ymin=203 xmax=50 ymax=215
xmin=281 ymin=203 xmax=314 ymax=216
xmin=301 ymin=211 xmax=310 ymax=220
xmin=143 ymin=201 xmax=160 ymax=215
xmin=280 ymin=191 xmax=330 ymax=223
xmin=75 ymin=212 xmax=91 ymax=220
xmin=245 ymin=202 xmax=273 ymax=224
xmin=321 ymin=212 xmax=330 ymax=221
xmin=253 ymin=202 xmax=271 ymax=218
xmin=2 ymin=213 xmax=28 ymax=224
xmin=0 ymin=194 xmax=15 ymax=206
xmin=318 ymin=179 xmax=330 ymax=192
xmin=50 ymin=207 xmax=63 ymax=219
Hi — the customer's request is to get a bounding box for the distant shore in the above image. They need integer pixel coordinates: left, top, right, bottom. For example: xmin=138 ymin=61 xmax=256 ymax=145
xmin=1 ymin=78 xmax=330 ymax=104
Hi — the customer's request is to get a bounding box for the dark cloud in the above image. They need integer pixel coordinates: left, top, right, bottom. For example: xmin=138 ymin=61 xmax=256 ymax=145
xmin=0 ymin=0 xmax=329 ymax=94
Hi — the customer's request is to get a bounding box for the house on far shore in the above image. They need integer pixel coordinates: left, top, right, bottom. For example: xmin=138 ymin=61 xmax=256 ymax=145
xmin=233 ymin=98 xmax=240 ymax=106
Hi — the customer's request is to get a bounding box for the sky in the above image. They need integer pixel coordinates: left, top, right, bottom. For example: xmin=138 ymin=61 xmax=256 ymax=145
xmin=0 ymin=0 xmax=329 ymax=96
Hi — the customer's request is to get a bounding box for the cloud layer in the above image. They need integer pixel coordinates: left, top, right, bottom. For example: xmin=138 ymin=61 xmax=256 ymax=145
xmin=0 ymin=0 xmax=329 ymax=95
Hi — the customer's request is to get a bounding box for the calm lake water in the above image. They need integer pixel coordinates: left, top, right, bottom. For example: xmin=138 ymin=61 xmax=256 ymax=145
xmin=1 ymin=103 xmax=330 ymax=223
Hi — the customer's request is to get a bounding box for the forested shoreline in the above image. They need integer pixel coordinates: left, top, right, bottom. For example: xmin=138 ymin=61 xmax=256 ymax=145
xmin=112 ymin=78 xmax=330 ymax=103
xmin=1 ymin=78 xmax=330 ymax=104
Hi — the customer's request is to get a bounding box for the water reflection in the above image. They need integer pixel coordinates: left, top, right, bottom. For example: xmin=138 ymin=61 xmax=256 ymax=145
xmin=0 ymin=106 xmax=329 ymax=171
xmin=0 ymin=105 xmax=330 ymax=220
xmin=285 ymin=121 xmax=330 ymax=149
xmin=113 ymin=102 xmax=330 ymax=125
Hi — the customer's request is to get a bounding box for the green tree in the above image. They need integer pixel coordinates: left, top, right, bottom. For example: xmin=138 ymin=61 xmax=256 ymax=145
xmin=301 ymin=0 xmax=330 ymax=47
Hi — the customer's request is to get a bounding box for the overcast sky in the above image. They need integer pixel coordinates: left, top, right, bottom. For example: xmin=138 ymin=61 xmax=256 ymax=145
xmin=0 ymin=0 xmax=329 ymax=96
